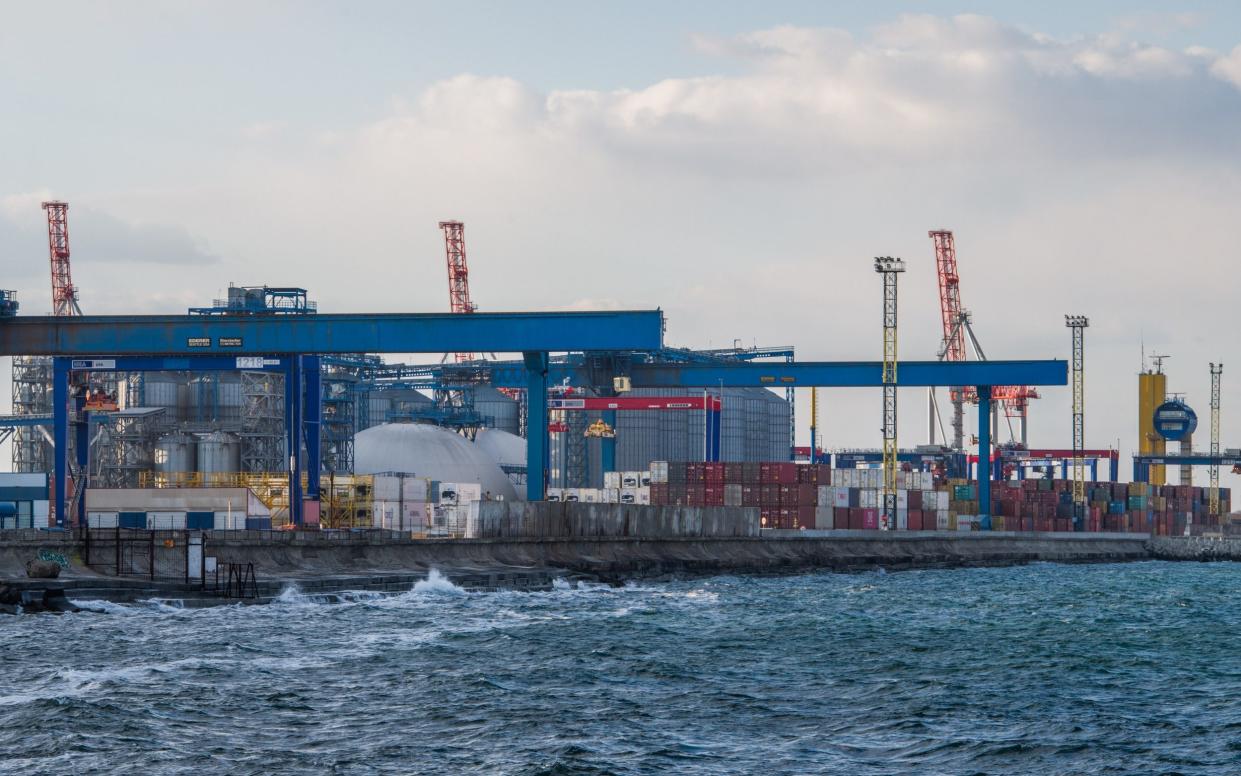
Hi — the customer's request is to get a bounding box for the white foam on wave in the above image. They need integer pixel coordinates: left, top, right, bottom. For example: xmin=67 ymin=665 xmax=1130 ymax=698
xmin=412 ymin=568 xmax=466 ymax=595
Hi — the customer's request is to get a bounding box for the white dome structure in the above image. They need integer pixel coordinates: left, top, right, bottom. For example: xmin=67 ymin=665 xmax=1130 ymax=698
xmin=354 ymin=423 xmax=520 ymax=500
xmin=473 ymin=428 xmax=526 ymax=469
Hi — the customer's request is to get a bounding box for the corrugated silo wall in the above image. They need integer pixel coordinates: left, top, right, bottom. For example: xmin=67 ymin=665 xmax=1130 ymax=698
xmin=592 ymin=387 xmax=789 ymax=486
xmin=473 ymin=386 xmax=520 ymax=435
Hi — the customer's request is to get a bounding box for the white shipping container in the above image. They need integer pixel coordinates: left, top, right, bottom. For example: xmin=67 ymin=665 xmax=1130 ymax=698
xmin=896 ymin=490 xmax=909 ymax=509
xmin=636 ymin=487 xmax=651 ymax=505
xmin=620 ymin=471 xmax=641 ymax=488
xmin=438 ymin=483 xmax=460 ymax=505
xmin=897 ymin=511 xmax=908 ymax=531
xmin=87 ymin=512 xmax=118 ymax=529
xmin=33 ymin=501 xmax=50 ymax=521
xmin=817 ymin=485 xmax=833 ymax=505
xmin=639 ymin=471 xmax=652 ymax=487
xmin=957 ymin=515 xmax=976 ymax=532
xmin=939 ymin=491 xmax=950 ymax=510
xmin=563 ymin=489 xmax=581 ymax=502
xmin=619 ymin=488 xmax=637 ymax=504
xmin=603 ymin=488 xmax=621 ymax=503
xmin=604 ymin=472 xmax=621 ymax=489
xmin=833 ymin=488 xmax=850 ymax=508
xmin=546 ymin=488 xmax=563 ymax=502
xmin=814 ymin=506 xmax=834 ymax=529
xmin=650 ymin=461 xmax=669 ymax=484
xmin=860 ymin=489 xmax=879 ymax=508
xmin=581 ymin=489 xmax=599 ymax=503
xmin=456 ymin=483 xmax=483 ymax=503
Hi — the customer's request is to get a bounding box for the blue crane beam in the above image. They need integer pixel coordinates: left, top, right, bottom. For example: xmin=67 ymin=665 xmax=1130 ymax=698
xmin=443 ymin=359 xmax=1067 ymax=390
xmin=1133 ymin=452 xmax=1241 ymax=483
xmin=0 ymin=311 xmax=664 ymax=356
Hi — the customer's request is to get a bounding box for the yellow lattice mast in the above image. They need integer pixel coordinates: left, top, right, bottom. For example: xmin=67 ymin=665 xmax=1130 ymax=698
xmin=875 ymin=257 xmax=905 ymax=531
xmin=1065 ymin=315 xmax=1089 ymax=530
xmin=1210 ymin=362 xmax=1222 ymax=516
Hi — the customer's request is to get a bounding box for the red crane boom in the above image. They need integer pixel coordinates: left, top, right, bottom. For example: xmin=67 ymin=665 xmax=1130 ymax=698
xmin=42 ymin=201 xmax=81 ymax=317
xmin=438 ymin=220 xmax=475 ymax=363
xmin=929 ymin=229 xmax=1037 ymax=446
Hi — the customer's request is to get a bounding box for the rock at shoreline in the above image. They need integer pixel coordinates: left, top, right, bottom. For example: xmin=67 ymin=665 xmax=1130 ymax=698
xmin=25 ymin=559 xmax=61 ymax=579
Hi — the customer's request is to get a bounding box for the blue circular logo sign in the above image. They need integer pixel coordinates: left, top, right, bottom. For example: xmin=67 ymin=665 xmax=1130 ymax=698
xmin=1153 ymin=400 xmax=1198 ymax=441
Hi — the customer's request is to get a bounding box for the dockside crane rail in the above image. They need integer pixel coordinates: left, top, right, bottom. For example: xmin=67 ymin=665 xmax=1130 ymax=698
xmin=875 ymin=256 xmax=905 ymax=532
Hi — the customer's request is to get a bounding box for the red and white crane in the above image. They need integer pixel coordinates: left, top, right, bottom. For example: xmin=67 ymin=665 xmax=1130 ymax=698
xmin=438 ymin=220 xmax=475 ymax=363
xmin=42 ymin=201 xmax=82 ymax=317
xmin=928 ymin=229 xmax=1037 ymax=449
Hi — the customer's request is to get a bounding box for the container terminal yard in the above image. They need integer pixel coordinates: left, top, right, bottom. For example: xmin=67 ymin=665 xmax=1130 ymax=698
xmin=1 ymin=205 xmax=1238 ymax=604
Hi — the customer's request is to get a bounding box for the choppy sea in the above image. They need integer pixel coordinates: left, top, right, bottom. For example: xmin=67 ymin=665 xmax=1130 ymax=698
xmin=3 ymin=561 xmax=1240 ymax=775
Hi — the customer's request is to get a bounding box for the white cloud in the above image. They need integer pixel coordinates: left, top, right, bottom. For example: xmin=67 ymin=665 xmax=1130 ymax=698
xmin=1210 ymin=45 xmax=1241 ymax=89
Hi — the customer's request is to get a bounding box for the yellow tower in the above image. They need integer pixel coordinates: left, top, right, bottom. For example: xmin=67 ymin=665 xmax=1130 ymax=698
xmin=1138 ymin=369 xmax=1167 ymax=485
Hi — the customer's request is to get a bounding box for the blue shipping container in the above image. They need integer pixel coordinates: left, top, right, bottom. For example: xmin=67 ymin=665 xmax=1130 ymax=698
xmin=119 ymin=512 xmax=146 ymax=529
xmin=186 ymin=511 xmax=214 ymax=530
xmin=245 ymin=518 xmax=272 ymax=531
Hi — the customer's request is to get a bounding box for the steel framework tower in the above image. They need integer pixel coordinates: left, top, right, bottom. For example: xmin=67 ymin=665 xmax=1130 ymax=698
xmin=929 ymin=230 xmax=1038 ymax=448
xmin=1210 ymin=362 xmax=1222 ymax=516
xmin=929 ymin=231 xmax=967 ymax=449
xmin=13 ymin=201 xmax=82 ymax=473
xmin=875 ymin=256 xmax=905 ymax=531
xmin=438 ymin=220 xmax=475 ymax=363
xmin=42 ymin=201 xmax=82 ymax=317
xmin=1065 ymin=315 xmax=1089 ymax=529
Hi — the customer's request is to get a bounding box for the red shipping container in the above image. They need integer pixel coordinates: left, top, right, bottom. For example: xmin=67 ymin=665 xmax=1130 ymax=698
xmin=848 ymin=508 xmax=863 ymax=530
xmin=703 ymin=486 xmax=725 ymax=506
xmin=815 ymin=464 xmax=833 ymax=486
xmin=862 ymin=509 xmax=879 ymax=530
xmin=908 ymin=490 xmax=922 ymax=510
xmin=779 ymin=485 xmax=799 ymax=507
xmin=650 ymin=483 xmax=669 ymax=505
xmin=742 ymin=485 xmax=761 ymax=507
xmin=908 ymin=510 xmax=923 ymax=531
xmin=760 ymin=463 xmax=777 ymax=484
xmin=760 ymin=484 xmax=781 ymax=506
xmin=723 ymin=463 xmax=744 ymax=483
xmin=760 ymin=508 xmax=777 ymax=528
xmin=686 ymin=485 xmax=705 ymax=507
xmin=779 ymin=507 xmax=796 ymax=529
xmin=798 ymin=484 xmax=817 ymax=506
xmin=687 ymin=463 xmax=706 ymax=482
xmin=797 ymin=505 xmax=815 ymax=529
xmin=834 ymin=508 xmax=849 ymax=530
xmin=705 ymin=463 xmax=725 ymax=482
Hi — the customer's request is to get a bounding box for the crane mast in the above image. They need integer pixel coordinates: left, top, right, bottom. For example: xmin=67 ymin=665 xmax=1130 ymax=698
xmin=875 ymin=256 xmax=905 ymax=532
xmin=439 ymin=220 xmax=475 ymax=363
xmin=43 ymin=201 xmax=82 ymax=317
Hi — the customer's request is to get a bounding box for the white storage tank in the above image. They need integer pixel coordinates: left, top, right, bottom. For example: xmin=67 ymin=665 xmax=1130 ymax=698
xmin=197 ymin=431 xmax=241 ymax=474
xmin=154 ymin=432 xmax=198 ymax=473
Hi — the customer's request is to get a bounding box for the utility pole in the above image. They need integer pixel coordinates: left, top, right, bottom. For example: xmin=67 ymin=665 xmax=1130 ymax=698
xmin=1065 ymin=315 xmax=1089 ymax=531
xmin=875 ymin=257 xmax=905 ymax=531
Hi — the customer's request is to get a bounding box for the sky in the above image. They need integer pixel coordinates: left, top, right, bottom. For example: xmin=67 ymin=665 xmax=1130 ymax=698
xmin=3 ymin=1 xmax=1241 ymax=487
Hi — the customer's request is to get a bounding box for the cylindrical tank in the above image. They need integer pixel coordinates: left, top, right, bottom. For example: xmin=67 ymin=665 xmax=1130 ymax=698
xmin=155 ymin=432 xmax=198 ymax=473
xmin=218 ymin=373 xmax=243 ymax=423
xmin=474 ymin=386 xmax=520 ymax=435
xmin=143 ymin=372 xmax=184 ymax=420
xmin=197 ymin=431 xmax=241 ymax=474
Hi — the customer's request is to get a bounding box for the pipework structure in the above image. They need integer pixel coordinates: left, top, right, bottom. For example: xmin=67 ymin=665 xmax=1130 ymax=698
xmin=875 ymin=256 xmax=905 ymax=531
xmin=1065 ymin=315 xmax=1088 ymax=529
xmin=1210 ymin=362 xmax=1223 ymax=516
